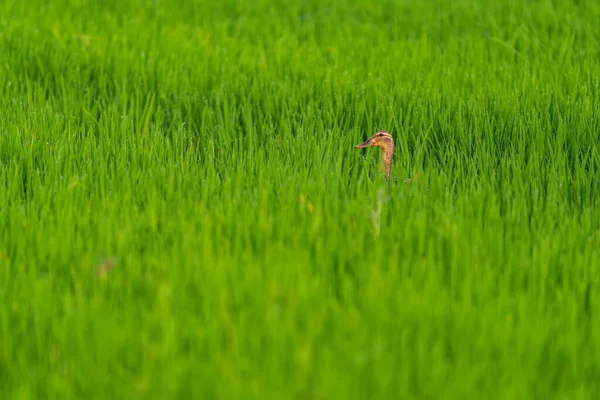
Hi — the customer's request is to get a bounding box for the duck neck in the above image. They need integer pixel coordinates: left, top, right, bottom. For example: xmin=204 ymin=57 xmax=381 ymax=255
xmin=382 ymin=145 xmax=394 ymax=180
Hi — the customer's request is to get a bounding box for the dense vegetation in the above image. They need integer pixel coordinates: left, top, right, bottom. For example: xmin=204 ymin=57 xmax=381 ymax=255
xmin=1 ymin=0 xmax=600 ymax=398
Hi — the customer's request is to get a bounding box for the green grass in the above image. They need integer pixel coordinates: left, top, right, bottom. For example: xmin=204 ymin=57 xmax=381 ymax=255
xmin=1 ymin=0 xmax=600 ymax=398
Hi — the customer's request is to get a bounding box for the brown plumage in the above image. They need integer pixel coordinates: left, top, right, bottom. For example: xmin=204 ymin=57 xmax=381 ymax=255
xmin=354 ymin=130 xmax=395 ymax=181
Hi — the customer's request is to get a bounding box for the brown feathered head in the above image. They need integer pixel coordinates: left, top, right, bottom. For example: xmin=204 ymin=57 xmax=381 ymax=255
xmin=355 ymin=131 xmax=395 ymax=180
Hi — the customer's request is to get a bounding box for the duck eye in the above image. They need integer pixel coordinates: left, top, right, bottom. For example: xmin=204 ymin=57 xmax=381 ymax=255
xmin=378 ymin=133 xmax=384 ymax=137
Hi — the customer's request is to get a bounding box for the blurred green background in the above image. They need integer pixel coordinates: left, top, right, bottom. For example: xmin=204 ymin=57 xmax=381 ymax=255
xmin=1 ymin=0 xmax=600 ymax=398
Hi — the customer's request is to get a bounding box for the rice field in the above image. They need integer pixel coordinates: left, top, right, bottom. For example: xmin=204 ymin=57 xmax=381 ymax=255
xmin=1 ymin=0 xmax=600 ymax=398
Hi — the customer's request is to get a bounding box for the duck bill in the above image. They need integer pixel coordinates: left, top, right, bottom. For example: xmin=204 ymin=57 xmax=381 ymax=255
xmin=354 ymin=139 xmax=372 ymax=148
